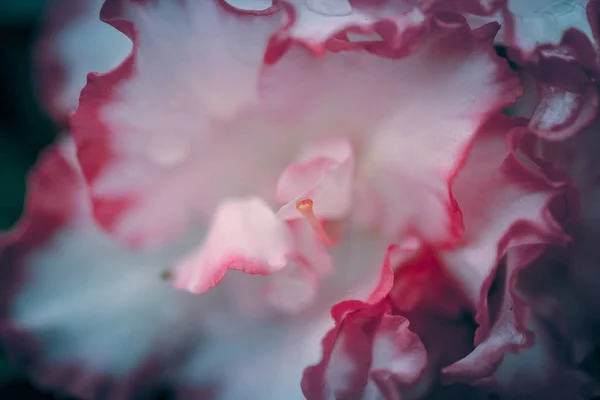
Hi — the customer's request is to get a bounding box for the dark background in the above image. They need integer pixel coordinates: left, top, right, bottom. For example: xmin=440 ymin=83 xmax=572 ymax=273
xmin=1 ymin=0 xmax=59 ymax=397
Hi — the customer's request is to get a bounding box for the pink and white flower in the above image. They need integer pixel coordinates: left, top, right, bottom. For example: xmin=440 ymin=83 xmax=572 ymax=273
xmin=2 ymin=0 xmax=599 ymax=399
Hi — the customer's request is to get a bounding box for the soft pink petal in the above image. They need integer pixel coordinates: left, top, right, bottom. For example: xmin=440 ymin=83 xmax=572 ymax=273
xmin=439 ymin=116 xmax=572 ymax=339
xmin=302 ymin=288 xmax=467 ymax=400
xmin=275 ymin=0 xmax=426 ymax=56
xmin=301 ymin=302 xmax=395 ymax=400
xmin=288 ymin=218 xmax=334 ymax=276
xmin=36 ymin=0 xmax=131 ymax=121
xmin=509 ymin=28 xmax=599 ymax=141
xmin=276 ymin=137 xmax=354 ymax=220
xmin=502 ymin=0 xmax=594 ymax=54
xmin=463 ymin=0 xmax=594 ymax=56
xmin=73 ymin=0 xmax=286 ymax=247
xmin=369 ymin=314 xmax=428 ymax=400
xmin=262 ymin=263 xmax=318 ymax=314
xmin=169 ymin=197 xmax=293 ymax=294
xmin=390 ymin=249 xmax=465 ymax=318
xmin=454 ymin=250 xmax=597 ymax=399
xmin=441 ymin=246 xmax=538 ymax=383
xmin=526 ymin=110 xmax=600 ymax=356
xmin=488 ymin=320 xmax=595 ymax=399
xmin=1 ymin=141 xmax=405 ymax=400
xmin=72 ymin=1 xmax=520 ymax=251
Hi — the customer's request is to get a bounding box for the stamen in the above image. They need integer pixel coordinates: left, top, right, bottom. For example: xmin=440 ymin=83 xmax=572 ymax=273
xmin=296 ymin=199 xmax=335 ymax=246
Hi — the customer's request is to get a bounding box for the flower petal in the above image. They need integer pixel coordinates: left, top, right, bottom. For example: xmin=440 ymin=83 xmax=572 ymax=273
xmin=73 ymin=0 xmax=285 ymax=247
xmin=276 ymin=137 xmax=354 ymax=220
xmin=449 ymin=250 xmax=597 ymax=399
xmin=0 ymin=143 xmax=210 ymax=399
xmin=509 ymin=28 xmax=599 ymax=141
xmin=72 ymin=1 xmax=520 ymax=251
xmin=441 ymin=246 xmax=538 ymax=383
xmin=274 ymin=0 xmax=427 ymax=56
xmin=37 ymin=0 xmax=131 ymax=120
xmin=488 ymin=318 xmax=595 ymax=399
xmin=502 ymin=0 xmax=594 ymax=55
xmin=169 ymin=197 xmax=293 ymax=294
xmin=0 ymin=140 xmax=402 ymax=400
xmin=439 ymin=116 xmax=572 ymax=339
xmin=302 ymin=303 xmax=429 ymax=400
xmin=463 ymin=0 xmax=594 ymax=56
xmin=301 ymin=244 xmax=430 ymax=400
xmin=369 ymin=314 xmax=428 ymax=400
xmin=528 ymin=110 xmax=600 ymax=356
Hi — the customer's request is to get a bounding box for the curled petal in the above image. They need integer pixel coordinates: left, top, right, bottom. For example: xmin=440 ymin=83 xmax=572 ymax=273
xmin=528 ymin=110 xmax=600 ymax=357
xmin=0 ymin=142 xmax=354 ymax=399
xmin=390 ymin=249 xmax=465 ymax=318
xmin=73 ymin=0 xmax=285 ymax=247
xmin=462 ymin=0 xmax=594 ymax=56
xmin=36 ymin=0 xmax=131 ymax=121
xmin=302 ymin=305 xmax=428 ymax=400
xmin=460 ymin=282 xmax=597 ymax=399
xmin=441 ymin=246 xmax=538 ymax=383
xmin=72 ymin=0 xmax=520 ymax=251
xmin=268 ymin=0 xmax=427 ymax=59
xmin=262 ymin=263 xmax=318 ymax=314
xmin=440 ymin=116 xmax=574 ymax=345
xmin=169 ymin=197 xmax=293 ymax=294
xmin=501 ymin=0 xmax=594 ymax=55
xmin=276 ymin=137 xmax=354 ymax=221
xmin=369 ymin=314 xmax=428 ymax=400
xmin=509 ymin=28 xmax=599 ymax=141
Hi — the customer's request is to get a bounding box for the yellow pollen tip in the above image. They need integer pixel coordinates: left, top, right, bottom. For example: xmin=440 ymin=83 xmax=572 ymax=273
xmin=295 ymin=198 xmax=334 ymax=246
xmin=296 ymin=199 xmax=315 ymax=214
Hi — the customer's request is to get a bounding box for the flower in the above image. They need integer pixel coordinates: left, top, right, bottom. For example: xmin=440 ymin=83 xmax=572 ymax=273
xmin=1 ymin=0 xmax=599 ymax=399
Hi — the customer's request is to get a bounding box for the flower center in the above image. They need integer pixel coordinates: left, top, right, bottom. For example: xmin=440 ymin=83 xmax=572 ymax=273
xmin=296 ymin=199 xmax=336 ymax=247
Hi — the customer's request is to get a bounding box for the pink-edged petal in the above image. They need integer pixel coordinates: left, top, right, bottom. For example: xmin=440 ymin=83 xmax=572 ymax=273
xmin=488 ymin=319 xmax=596 ymax=399
xmin=441 ymin=246 xmax=539 ymax=383
xmin=73 ymin=1 xmax=520 ymax=250
xmin=302 ymin=303 xmax=378 ymax=400
xmin=72 ymin=0 xmax=286 ymax=247
xmin=439 ymin=116 xmax=572 ymax=341
xmin=262 ymin=263 xmax=318 ymax=314
xmin=502 ymin=0 xmax=594 ymax=55
xmin=276 ymin=0 xmax=426 ymax=56
xmin=1 ymin=142 xmax=406 ymax=400
xmin=350 ymin=23 xmax=520 ymax=245
xmin=276 ymin=137 xmax=354 ymax=220
xmin=452 ymin=247 xmax=597 ymax=399
xmin=169 ymin=197 xmax=293 ymax=294
xmin=464 ymin=0 xmax=594 ymax=56
xmin=527 ymin=112 xmax=600 ymax=354
xmin=288 ymin=218 xmax=334 ymax=276
xmin=36 ymin=0 xmax=131 ymax=121
xmin=509 ymin=28 xmax=599 ymax=141
xmin=0 ymin=143 xmax=210 ymax=399
xmin=0 ymin=147 xmax=318 ymax=400
xmin=528 ymin=82 xmax=598 ymax=141
xmin=170 ymin=240 xmax=400 ymax=400
xmin=368 ymin=314 xmax=428 ymax=400
xmin=390 ymin=249 xmax=465 ymax=318
xmin=301 ymin=245 xmax=430 ymax=400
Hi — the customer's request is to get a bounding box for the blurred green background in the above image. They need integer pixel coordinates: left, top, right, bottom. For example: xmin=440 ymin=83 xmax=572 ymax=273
xmin=1 ymin=0 xmax=59 ymax=397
